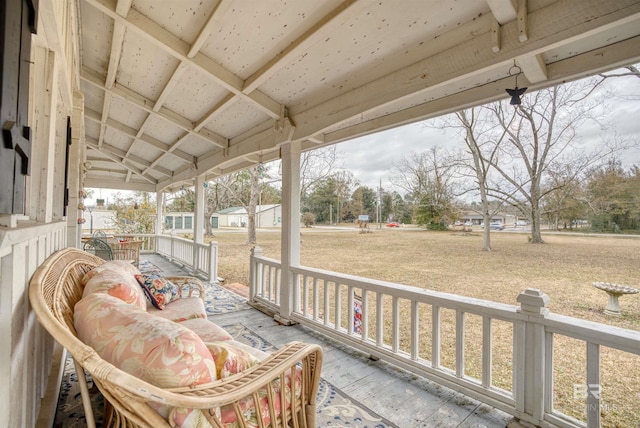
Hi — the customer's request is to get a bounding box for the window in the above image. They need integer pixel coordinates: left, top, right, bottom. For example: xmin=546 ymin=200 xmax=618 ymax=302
xmin=165 ymin=216 xmax=173 ymax=228
xmin=175 ymin=217 xmax=183 ymax=229
xmin=184 ymin=216 xmax=193 ymax=229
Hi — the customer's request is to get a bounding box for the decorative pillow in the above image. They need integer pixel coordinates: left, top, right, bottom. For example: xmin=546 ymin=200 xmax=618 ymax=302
xmin=74 ymin=293 xmax=217 ymax=389
xmin=83 ymin=268 xmax=147 ymax=310
xmin=135 ymin=273 xmax=179 ymax=310
xmin=81 ymin=260 xmax=141 ymax=286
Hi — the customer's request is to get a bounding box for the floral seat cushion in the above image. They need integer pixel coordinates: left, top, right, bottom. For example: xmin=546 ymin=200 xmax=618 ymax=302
xmin=147 ymin=296 xmax=207 ymax=322
xmin=178 ymin=318 xmax=233 ymax=342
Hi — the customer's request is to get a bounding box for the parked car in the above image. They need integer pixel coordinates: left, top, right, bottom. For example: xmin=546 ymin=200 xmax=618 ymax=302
xmin=386 ymin=222 xmax=401 ymax=227
xmin=516 ymin=220 xmax=529 ymax=226
xmin=481 ymin=222 xmax=505 ymax=230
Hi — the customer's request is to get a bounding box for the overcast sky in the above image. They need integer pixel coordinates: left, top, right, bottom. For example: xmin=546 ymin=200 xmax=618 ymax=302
xmin=334 ymin=68 xmax=640 ymax=192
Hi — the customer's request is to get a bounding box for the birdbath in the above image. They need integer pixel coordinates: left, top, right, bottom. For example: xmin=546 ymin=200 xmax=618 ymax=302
xmin=592 ymin=282 xmax=639 ymax=316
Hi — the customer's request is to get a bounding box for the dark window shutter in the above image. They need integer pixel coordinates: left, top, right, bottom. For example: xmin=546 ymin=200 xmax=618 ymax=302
xmin=0 ymin=0 xmax=38 ymax=214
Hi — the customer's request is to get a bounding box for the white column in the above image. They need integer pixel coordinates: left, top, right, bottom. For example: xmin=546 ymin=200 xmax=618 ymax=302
xmin=194 ymin=175 xmax=205 ymax=244
xmin=28 ymin=47 xmax=57 ymax=223
xmin=277 ymin=142 xmax=301 ymax=324
xmin=155 ymin=191 xmax=163 ymax=253
xmin=66 ymin=91 xmax=85 ymax=248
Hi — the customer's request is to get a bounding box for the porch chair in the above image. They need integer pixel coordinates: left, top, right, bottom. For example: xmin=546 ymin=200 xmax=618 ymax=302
xmin=82 ymin=237 xmax=113 ymax=261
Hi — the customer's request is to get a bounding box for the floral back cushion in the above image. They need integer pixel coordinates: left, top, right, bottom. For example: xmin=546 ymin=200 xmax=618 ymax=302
xmin=74 ymin=293 xmax=217 ymax=388
xmin=83 ymin=267 xmax=147 ymax=310
xmin=81 ymin=260 xmax=141 ymax=286
xmin=135 ymin=273 xmax=179 ymax=310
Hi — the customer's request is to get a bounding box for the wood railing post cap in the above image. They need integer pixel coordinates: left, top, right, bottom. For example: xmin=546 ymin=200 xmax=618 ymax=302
xmin=517 ymin=288 xmax=550 ymax=315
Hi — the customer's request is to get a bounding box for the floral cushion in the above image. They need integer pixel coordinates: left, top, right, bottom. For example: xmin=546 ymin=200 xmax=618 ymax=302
xmin=135 ymin=273 xmax=179 ymax=310
xmin=81 ymin=260 xmax=141 ymax=285
xmin=178 ymin=318 xmax=233 ymax=342
xmin=205 ymin=340 xmax=261 ymax=379
xmin=83 ymin=267 xmax=147 ymax=310
xmin=168 ymin=365 xmax=302 ymax=428
xmin=74 ymin=293 xmax=217 ymax=388
xmin=147 ymin=296 xmax=206 ymax=322
xmin=218 ymin=366 xmax=303 ymax=428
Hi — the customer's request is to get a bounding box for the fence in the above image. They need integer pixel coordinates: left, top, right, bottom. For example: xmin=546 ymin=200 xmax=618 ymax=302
xmin=249 ymin=246 xmax=640 ymax=428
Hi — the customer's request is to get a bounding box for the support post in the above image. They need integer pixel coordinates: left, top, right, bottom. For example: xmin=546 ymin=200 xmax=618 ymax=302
xmin=155 ymin=191 xmax=163 ymax=252
xmin=515 ymin=288 xmax=550 ymax=426
xmin=277 ymin=142 xmax=301 ymax=324
xmin=249 ymin=245 xmax=263 ymax=301
xmin=208 ymin=241 xmax=218 ymax=283
xmin=193 ymin=175 xmax=205 ymax=275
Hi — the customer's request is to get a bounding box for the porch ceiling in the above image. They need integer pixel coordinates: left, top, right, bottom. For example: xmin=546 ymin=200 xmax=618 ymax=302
xmin=80 ymin=0 xmax=640 ymax=193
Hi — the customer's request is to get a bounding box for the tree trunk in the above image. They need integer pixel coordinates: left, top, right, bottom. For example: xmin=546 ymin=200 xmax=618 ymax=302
xmin=246 ymin=166 xmax=260 ymax=245
xmin=530 ymin=196 xmax=545 ymax=243
xmin=482 ymin=210 xmax=492 ymax=251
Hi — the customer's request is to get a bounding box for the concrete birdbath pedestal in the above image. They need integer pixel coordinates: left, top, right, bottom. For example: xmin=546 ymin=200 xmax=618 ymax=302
xmin=592 ymin=282 xmax=639 ymax=316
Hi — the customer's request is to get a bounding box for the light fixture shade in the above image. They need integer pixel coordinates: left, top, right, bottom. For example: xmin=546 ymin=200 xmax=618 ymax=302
xmin=506 ymin=86 xmax=527 ymax=105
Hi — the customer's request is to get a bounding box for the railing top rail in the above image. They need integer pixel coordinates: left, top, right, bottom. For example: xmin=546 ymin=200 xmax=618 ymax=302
xmin=544 ymin=313 xmax=640 ymax=354
xmin=287 ymin=262 xmax=518 ymax=319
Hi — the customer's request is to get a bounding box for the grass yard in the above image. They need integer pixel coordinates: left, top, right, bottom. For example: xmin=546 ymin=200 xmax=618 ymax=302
xmin=209 ymin=228 xmax=640 ymax=426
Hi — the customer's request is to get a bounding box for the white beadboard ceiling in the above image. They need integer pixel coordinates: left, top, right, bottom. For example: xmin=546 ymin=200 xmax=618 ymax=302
xmin=79 ymin=0 xmax=640 ymax=192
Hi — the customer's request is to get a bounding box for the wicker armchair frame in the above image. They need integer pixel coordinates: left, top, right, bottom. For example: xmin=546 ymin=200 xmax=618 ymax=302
xmin=29 ymin=248 xmax=323 ymax=428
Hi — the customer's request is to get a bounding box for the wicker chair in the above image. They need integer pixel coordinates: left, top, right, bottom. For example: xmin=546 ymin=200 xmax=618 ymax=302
xmin=29 ymin=248 xmax=323 ymax=428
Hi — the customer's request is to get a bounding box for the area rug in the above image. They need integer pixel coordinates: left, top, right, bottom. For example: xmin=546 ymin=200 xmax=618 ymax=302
xmin=138 ymin=259 xmax=161 ymax=274
xmin=55 ymin=323 xmax=397 ymax=427
xmin=204 ymin=284 xmax=251 ymax=315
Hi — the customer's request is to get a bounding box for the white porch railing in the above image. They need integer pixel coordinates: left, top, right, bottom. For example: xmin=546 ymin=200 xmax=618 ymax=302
xmin=155 ymin=234 xmax=218 ymax=282
xmin=249 ymin=247 xmax=640 ymax=428
xmin=0 ymin=221 xmax=67 ymax=428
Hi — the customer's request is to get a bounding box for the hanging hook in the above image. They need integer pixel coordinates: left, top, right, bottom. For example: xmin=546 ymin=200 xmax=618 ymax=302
xmin=506 ymin=60 xmax=527 ymax=105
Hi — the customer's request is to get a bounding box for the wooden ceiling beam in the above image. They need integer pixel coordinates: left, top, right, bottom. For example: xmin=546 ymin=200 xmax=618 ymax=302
xmin=519 ymin=54 xmax=547 ymax=84
xmin=290 ymin=0 xmax=640 ymax=142
xmin=242 ymin=0 xmax=364 ymax=94
xmin=86 ymin=136 xmax=157 ymax=183
xmin=84 ymin=107 xmax=195 ymax=164
xmin=486 ymin=0 xmax=517 ymax=25
xmin=85 ymin=0 xmax=283 ymax=119
xmin=81 ymin=67 xmax=228 ymax=148
xmin=187 ymin=0 xmax=234 ymax=58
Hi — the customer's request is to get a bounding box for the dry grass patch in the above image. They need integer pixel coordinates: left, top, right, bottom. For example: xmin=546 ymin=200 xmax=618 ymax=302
xmin=209 ymin=229 xmax=640 ymax=426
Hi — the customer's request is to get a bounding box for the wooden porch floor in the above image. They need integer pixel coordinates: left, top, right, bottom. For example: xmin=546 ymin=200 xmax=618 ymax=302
xmin=147 ymin=254 xmax=513 ymax=428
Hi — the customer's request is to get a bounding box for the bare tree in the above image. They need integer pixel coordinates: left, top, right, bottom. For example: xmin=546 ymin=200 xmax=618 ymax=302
xmin=451 ymin=109 xmax=509 ymax=250
xmin=390 ymin=147 xmax=458 ymax=228
xmin=300 ymin=146 xmax=338 ymax=200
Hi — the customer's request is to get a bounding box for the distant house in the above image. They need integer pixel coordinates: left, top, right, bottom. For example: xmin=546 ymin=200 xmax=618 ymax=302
xmin=165 ymin=205 xmax=282 ymax=232
xmin=213 ymin=205 xmax=282 ymax=229
xmin=164 ymin=212 xmax=195 ymax=233
xmin=81 ymin=208 xmax=116 ymax=234
xmin=462 ymin=211 xmax=514 ymax=225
